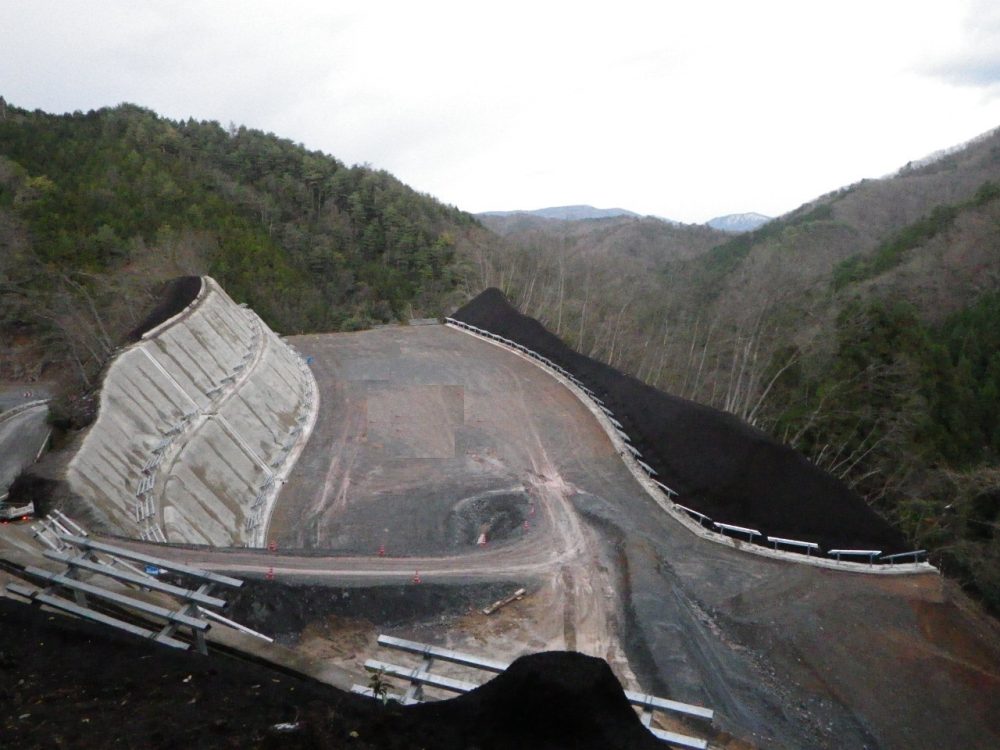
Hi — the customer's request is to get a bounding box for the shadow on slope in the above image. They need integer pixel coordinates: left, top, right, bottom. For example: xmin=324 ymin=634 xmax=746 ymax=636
xmin=127 ymin=275 xmax=203 ymax=342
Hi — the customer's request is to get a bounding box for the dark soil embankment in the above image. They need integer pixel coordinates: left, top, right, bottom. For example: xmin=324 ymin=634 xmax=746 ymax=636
xmin=453 ymin=288 xmax=906 ymax=554
xmin=227 ymin=580 xmax=524 ymax=642
xmin=0 ymin=598 xmax=660 ymax=749
xmin=127 ymin=275 xmax=203 ymax=342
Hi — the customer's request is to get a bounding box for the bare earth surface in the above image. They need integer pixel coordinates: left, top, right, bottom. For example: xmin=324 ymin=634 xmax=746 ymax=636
xmin=130 ymin=325 xmax=1000 ymax=750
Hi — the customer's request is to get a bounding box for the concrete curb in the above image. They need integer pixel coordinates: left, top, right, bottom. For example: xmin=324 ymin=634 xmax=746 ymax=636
xmin=0 ymin=399 xmax=50 ymax=426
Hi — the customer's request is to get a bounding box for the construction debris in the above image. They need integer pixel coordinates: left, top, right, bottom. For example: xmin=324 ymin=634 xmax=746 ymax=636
xmin=482 ymin=587 xmax=526 ymax=615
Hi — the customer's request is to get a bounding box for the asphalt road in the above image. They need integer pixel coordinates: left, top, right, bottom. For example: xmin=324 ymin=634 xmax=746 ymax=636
xmin=0 ymin=400 xmax=50 ymax=498
xmin=91 ymin=325 xmax=1000 ymax=750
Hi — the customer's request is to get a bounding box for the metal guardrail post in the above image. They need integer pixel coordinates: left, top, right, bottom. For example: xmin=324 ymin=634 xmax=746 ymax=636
xmin=357 ymin=634 xmax=714 ymax=747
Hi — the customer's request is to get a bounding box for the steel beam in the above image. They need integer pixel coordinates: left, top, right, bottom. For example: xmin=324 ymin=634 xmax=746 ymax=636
xmin=42 ymin=550 xmax=227 ymax=608
xmin=57 ymin=535 xmax=243 ymax=588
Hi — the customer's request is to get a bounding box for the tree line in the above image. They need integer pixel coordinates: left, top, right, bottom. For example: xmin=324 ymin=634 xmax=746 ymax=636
xmin=474 ymin=182 xmax=1000 ymax=611
xmin=0 ymin=102 xmax=486 ymax=402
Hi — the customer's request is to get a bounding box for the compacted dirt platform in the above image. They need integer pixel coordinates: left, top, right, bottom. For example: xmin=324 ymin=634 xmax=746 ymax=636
xmin=246 ymin=323 xmax=1000 ymax=749
xmin=7 ymin=321 xmax=1000 ymax=749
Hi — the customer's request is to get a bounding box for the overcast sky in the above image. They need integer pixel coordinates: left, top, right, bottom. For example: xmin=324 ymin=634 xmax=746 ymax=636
xmin=3 ymin=1 xmax=1000 ymax=223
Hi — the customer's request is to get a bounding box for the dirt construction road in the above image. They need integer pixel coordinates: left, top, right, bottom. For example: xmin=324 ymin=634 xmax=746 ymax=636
xmin=264 ymin=324 xmax=632 ymax=683
xmin=142 ymin=325 xmax=1000 ymax=750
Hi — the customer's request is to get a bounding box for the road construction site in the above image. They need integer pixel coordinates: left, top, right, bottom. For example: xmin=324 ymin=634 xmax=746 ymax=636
xmin=3 ymin=280 xmax=1000 ymax=749
xmin=94 ymin=322 xmax=1000 ymax=750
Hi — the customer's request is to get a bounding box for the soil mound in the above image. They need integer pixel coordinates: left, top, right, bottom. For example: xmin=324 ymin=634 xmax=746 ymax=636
xmin=412 ymin=650 xmax=662 ymax=749
xmin=453 ymin=288 xmax=907 ymax=554
xmin=0 ymin=598 xmax=658 ymax=749
xmin=127 ymin=275 xmax=202 ymax=342
xmin=226 ymin=580 xmax=522 ymax=640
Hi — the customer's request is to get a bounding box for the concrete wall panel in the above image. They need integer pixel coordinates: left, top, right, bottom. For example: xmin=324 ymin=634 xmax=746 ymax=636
xmin=217 ymin=330 xmax=306 ymax=465
xmin=65 ymin=276 xmax=318 ymax=546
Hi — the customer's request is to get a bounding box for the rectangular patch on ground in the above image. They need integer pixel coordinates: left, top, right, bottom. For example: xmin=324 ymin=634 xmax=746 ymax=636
xmin=366 ymin=384 xmax=464 ymax=459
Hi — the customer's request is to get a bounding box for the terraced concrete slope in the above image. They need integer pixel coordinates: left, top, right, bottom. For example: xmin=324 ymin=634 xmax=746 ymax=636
xmin=65 ymin=276 xmax=317 ymax=546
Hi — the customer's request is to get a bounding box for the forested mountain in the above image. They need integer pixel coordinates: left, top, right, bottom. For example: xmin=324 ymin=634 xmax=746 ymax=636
xmin=473 ymin=128 xmax=1000 ymax=609
xmin=706 ymin=212 xmax=771 ymax=233
xmin=0 ymin=100 xmax=486 ymax=392
xmin=3 ymin=98 xmax=998 ymax=610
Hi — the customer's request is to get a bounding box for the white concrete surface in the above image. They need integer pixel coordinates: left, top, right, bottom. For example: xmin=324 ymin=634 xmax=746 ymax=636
xmin=66 ymin=277 xmax=318 ymax=546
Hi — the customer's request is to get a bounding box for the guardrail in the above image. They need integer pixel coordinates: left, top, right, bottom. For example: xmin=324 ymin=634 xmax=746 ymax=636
xmin=827 ymin=549 xmax=881 ymax=564
xmin=445 ymin=317 xmax=932 ymax=574
xmin=713 ymin=522 xmax=762 ymax=542
xmin=0 ymin=398 xmax=50 ymax=424
xmin=353 ymin=634 xmax=713 ymax=748
xmin=7 ymin=523 xmax=257 ymax=654
xmin=880 ymin=549 xmax=928 ymax=565
xmin=767 ymin=536 xmax=819 ymax=555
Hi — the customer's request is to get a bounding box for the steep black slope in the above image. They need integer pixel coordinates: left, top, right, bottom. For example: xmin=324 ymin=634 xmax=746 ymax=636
xmin=127 ymin=275 xmax=203 ymax=341
xmin=453 ymin=288 xmax=907 ymax=554
xmin=0 ymin=598 xmax=660 ymax=750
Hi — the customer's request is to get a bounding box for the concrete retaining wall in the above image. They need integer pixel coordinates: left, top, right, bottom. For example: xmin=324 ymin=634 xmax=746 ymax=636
xmin=66 ymin=277 xmax=318 ymax=547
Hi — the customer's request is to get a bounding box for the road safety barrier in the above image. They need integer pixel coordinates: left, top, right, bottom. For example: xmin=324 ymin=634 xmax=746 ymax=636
xmin=713 ymin=522 xmax=762 ymax=542
xmin=767 ymin=536 xmax=819 ymax=555
xmin=8 ymin=517 xmax=269 ymax=654
xmin=880 ymin=549 xmax=928 ymax=565
xmin=827 ymin=549 xmax=881 ymax=564
xmin=445 ymin=317 xmax=933 ymax=575
xmin=353 ymin=634 xmax=714 ymax=748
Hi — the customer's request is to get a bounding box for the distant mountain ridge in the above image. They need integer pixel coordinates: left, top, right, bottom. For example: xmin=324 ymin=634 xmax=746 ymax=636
xmin=472 ymin=125 xmax=1000 ymax=612
xmin=706 ymin=212 xmax=772 ymax=233
xmin=480 ymin=204 xmax=772 ymax=232
xmin=479 ymin=205 xmax=641 ymax=221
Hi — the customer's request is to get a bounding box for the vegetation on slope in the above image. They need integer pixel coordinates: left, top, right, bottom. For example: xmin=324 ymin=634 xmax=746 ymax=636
xmin=0 ymin=101 xmax=481 ymax=396
xmin=3 ymin=97 xmax=998 ymax=610
xmin=832 ymin=181 xmax=1000 ymax=289
xmin=472 ymin=130 xmax=1000 ymax=609
xmin=765 ymin=294 xmax=1000 ymax=605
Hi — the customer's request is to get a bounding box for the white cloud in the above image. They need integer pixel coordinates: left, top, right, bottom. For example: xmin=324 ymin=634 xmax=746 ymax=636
xmin=2 ymin=0 xmax=1000 ymax=222
xmin=922 ymin=0 xmax=1000 ymax=92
